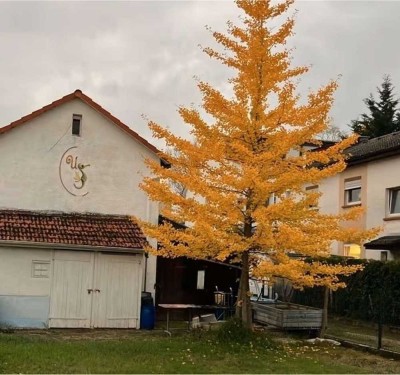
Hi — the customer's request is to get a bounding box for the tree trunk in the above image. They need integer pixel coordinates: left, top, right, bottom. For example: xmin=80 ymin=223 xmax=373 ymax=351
xmin=235 ymin=250 xmax=252 ymax=329
xmin=319 ymin=286 xmax=329 ymax=338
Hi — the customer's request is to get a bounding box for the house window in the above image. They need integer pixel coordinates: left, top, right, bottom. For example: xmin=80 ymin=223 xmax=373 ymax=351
xmin=32 ymin=261 xmax=50 ymax=278
xmin=72 ymin=114 xmax=82 ymax=136
xmin=388 ymin=187 xmax=400 ymax=215
xmin=305 ymin=185 xmax=319 ymax=209
xmin=343 ymin=244 xmax=361 ymax=258
xmin=268 ymin=193 xmax=277 ymax=206
xmin=196 ymin=270 xmax=205 ymax=290
xmin=380 ymin=251 xmax=388 ymax=262
xmin=344 ymin=178 xmax=361 ymax=205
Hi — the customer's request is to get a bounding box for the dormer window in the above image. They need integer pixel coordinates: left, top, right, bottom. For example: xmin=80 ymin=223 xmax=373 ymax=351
xmin=72 ymin=114 xmax=82 ymax=136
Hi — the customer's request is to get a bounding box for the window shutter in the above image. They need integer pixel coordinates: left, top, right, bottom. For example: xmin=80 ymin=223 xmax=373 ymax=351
xmin=344 ymin=179 xmax=361 ymax=190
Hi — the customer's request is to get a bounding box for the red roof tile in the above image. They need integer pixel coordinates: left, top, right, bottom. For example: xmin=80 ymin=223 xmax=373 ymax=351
xmin=0 ymin=89 xmax=160 ymax=156
xmin=0 ymin=210 xmax=148 ymax=249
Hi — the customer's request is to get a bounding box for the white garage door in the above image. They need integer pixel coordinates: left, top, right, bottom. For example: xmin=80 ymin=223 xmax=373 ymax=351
xmin=49 ymin=251 xmax=142 ymax=328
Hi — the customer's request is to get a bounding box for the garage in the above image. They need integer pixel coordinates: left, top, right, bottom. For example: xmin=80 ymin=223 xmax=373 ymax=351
xmin=49 ymin=251 xmax=142 ymax=328
xmin=0 ymin=210 xmax=148 ymax=329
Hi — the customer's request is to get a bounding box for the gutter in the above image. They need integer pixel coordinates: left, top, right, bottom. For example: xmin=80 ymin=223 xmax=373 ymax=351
xmin=0 ymin=240 xmax=144 ymax=254
xmin=200 ymin=258 xmax=242 ymax=270
xmin=347 ymin=145 xmax=400 ymax=166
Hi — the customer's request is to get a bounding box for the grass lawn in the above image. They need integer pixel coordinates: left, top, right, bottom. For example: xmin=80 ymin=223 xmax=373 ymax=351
xmin=0 ymin=328 xmax=399 ymax=374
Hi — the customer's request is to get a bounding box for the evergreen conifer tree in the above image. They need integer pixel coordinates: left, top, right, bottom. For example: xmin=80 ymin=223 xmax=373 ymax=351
xmin=350 ymin=76 xmax=400 ymax=138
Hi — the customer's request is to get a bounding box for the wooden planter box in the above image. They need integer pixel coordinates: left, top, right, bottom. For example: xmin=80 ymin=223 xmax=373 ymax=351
xmin=252 ymin=301 xmax=322 ymax=330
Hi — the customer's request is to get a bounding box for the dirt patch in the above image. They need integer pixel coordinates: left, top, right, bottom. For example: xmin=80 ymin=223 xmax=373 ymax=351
xmin=5 ymin=328 xmax=165 ymax=341
xmin=316 ymin=344 xmax=400 ymax=374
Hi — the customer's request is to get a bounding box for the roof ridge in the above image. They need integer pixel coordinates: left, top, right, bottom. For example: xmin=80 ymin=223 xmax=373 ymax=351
xmin=0 ymin=92 xmax=76 ymax=135
xmin=357 ymin=130 xmax=400 ymax=144
xmin=0 ymin=89 xmax=160 ymax=156
xmin=0 ymin=209 xmax=133 ymax=220
xmin=346 ymin=130 xmax=400 ymax=165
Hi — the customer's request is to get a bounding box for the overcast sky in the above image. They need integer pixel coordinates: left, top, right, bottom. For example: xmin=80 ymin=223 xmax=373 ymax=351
xmin=1 ymin=1 xmax=399 ymax=148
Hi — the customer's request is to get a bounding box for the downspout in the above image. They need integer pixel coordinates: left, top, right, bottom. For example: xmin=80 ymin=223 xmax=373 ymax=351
xmin=143 ymin=251 xmax=148 ymax=292
xmin=144 ymin=195 xmax=151 ymax=293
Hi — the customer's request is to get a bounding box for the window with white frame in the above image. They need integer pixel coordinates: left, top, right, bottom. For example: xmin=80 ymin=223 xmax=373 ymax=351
xmin=344 ymin=178 xmax=361 ymax=205
xmin=388 ymin=187 xmax=400 ymax=215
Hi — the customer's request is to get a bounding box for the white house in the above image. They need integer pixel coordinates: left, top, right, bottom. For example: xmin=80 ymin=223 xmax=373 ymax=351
xmin=316 ymin=132 xmax=400 ymax=261
xmin=0 ymin=90 xmax=160 ymax=328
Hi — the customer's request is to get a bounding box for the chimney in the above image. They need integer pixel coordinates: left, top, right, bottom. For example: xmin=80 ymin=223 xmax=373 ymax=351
xmin=358 ymin=136 xmax=370 ymax=143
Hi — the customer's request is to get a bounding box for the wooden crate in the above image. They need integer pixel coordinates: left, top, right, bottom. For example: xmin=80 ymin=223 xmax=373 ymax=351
xmin=252 ymin=302 xmax=322 ymax=330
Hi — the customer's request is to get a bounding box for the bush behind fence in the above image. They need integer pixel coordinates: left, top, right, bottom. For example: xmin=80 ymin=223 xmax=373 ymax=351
xmin=292 ymin=258 xmax=400 ymax=326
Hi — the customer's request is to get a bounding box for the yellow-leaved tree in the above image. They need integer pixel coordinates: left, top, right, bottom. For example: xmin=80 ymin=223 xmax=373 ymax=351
xmin=140 ymin=0 xmax=378 ymax=328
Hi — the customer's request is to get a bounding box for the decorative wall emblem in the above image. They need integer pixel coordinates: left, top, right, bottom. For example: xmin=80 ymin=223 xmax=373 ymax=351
xmin=59 ymin=147 xmax=90 ymax=196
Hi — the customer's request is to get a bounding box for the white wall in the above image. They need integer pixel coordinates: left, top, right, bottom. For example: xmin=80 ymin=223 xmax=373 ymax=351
xmin=0 ymin=98 xmax=160 ymax=300
xmin=319 ymin=154 xmax=400 ymax=260
xmin=0 ymin=99 xmax=159 ymax=220
xmin=318 ymin=175 xmax=341 ymax=255
xmin=366 ymin=156 xmax=400 ymax=232
xmin=363 ymin=156 xmax=400 ymax=260
xmin=0 ymin=247 xmax=51 ymax=295
xmin=0 ymin=247 xmax=52 ymax=328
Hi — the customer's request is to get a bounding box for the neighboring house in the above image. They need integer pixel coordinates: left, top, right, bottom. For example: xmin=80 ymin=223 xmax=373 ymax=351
xmin=0 ymin=90 xmax=161 ymax=328
xmin=317 ymin=132 xmax=400 ymax=261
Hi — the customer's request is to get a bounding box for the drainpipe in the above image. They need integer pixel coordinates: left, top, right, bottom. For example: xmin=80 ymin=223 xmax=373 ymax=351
xmin=144 ymin=195 xmax=151 ymax=293
xmin=143 ymin=251 xmax=148 ymax=292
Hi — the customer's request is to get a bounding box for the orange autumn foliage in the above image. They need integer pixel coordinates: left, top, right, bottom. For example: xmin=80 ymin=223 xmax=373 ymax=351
xmin=139 ymin=0 xmax=379 ymax=326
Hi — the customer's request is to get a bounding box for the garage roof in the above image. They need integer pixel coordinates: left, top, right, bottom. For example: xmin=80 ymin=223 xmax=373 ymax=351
xmin=0 ymin=210 xmax=148 ymax=250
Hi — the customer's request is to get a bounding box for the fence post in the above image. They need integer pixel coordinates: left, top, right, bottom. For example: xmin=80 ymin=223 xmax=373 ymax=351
xmin=377 ymin=294 xmax=383 ymax=350
xmin=319 ymin=286 xmax=329 ymax=338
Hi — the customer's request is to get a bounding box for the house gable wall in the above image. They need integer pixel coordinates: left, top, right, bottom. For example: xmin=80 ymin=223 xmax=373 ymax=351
xmin=366 ymin=155 xmax=400 ymax=231
xmin=0 ymin=98 xmax=159 ymax=221
xmin=0 ymin=98 xmax=160 ymax=326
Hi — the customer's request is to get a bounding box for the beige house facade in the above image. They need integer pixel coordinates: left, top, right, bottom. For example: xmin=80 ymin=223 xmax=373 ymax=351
xmin=316 ymin=133 xmax=400 ymax=261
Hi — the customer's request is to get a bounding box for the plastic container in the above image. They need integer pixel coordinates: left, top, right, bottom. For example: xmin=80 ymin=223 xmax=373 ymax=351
xmin=141 ymin=292 xmax=153 ymax=306
xmin=140 ymin=304 xmax=155 ymax=329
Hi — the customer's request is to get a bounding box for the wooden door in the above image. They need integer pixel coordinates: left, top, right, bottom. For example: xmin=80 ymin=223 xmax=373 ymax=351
xmin=92 ymin=253 xmax=142 ymax=328
xmin=49 ymin=251 xmax=142 ymax=328
xmin=49 ymin=251 xmax=94 ymax=328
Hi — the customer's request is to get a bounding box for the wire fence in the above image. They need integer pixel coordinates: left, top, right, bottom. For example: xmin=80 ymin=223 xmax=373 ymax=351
xmin=326 ymin=316 xmax=400 ymax=353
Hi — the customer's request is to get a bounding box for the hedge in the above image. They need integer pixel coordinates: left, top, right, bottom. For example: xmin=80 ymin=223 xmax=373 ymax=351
xmin=291 ymin=258 xmax=400 ymax=326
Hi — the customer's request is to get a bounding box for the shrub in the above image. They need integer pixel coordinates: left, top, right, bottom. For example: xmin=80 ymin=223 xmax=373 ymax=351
xmin=292 ymin=259 xmax=400 ymax=325
xmin=215 ymin=317 xmax=275 ymax=351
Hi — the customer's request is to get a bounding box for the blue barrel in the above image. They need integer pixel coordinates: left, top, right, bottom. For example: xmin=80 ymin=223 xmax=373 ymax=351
xmin=140 ymin=304 xmax=155 ymax=329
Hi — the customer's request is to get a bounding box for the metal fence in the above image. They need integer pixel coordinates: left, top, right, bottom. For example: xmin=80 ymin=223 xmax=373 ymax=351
xmin=326 ymin=316 xmax=400 ymax=354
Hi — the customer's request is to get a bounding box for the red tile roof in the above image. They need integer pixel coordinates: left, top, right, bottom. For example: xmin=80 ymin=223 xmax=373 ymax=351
xmin=0 ymin=210 xmax=148 ymax=249
xmin=0 ymin=89 xmax=160 ymax=155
